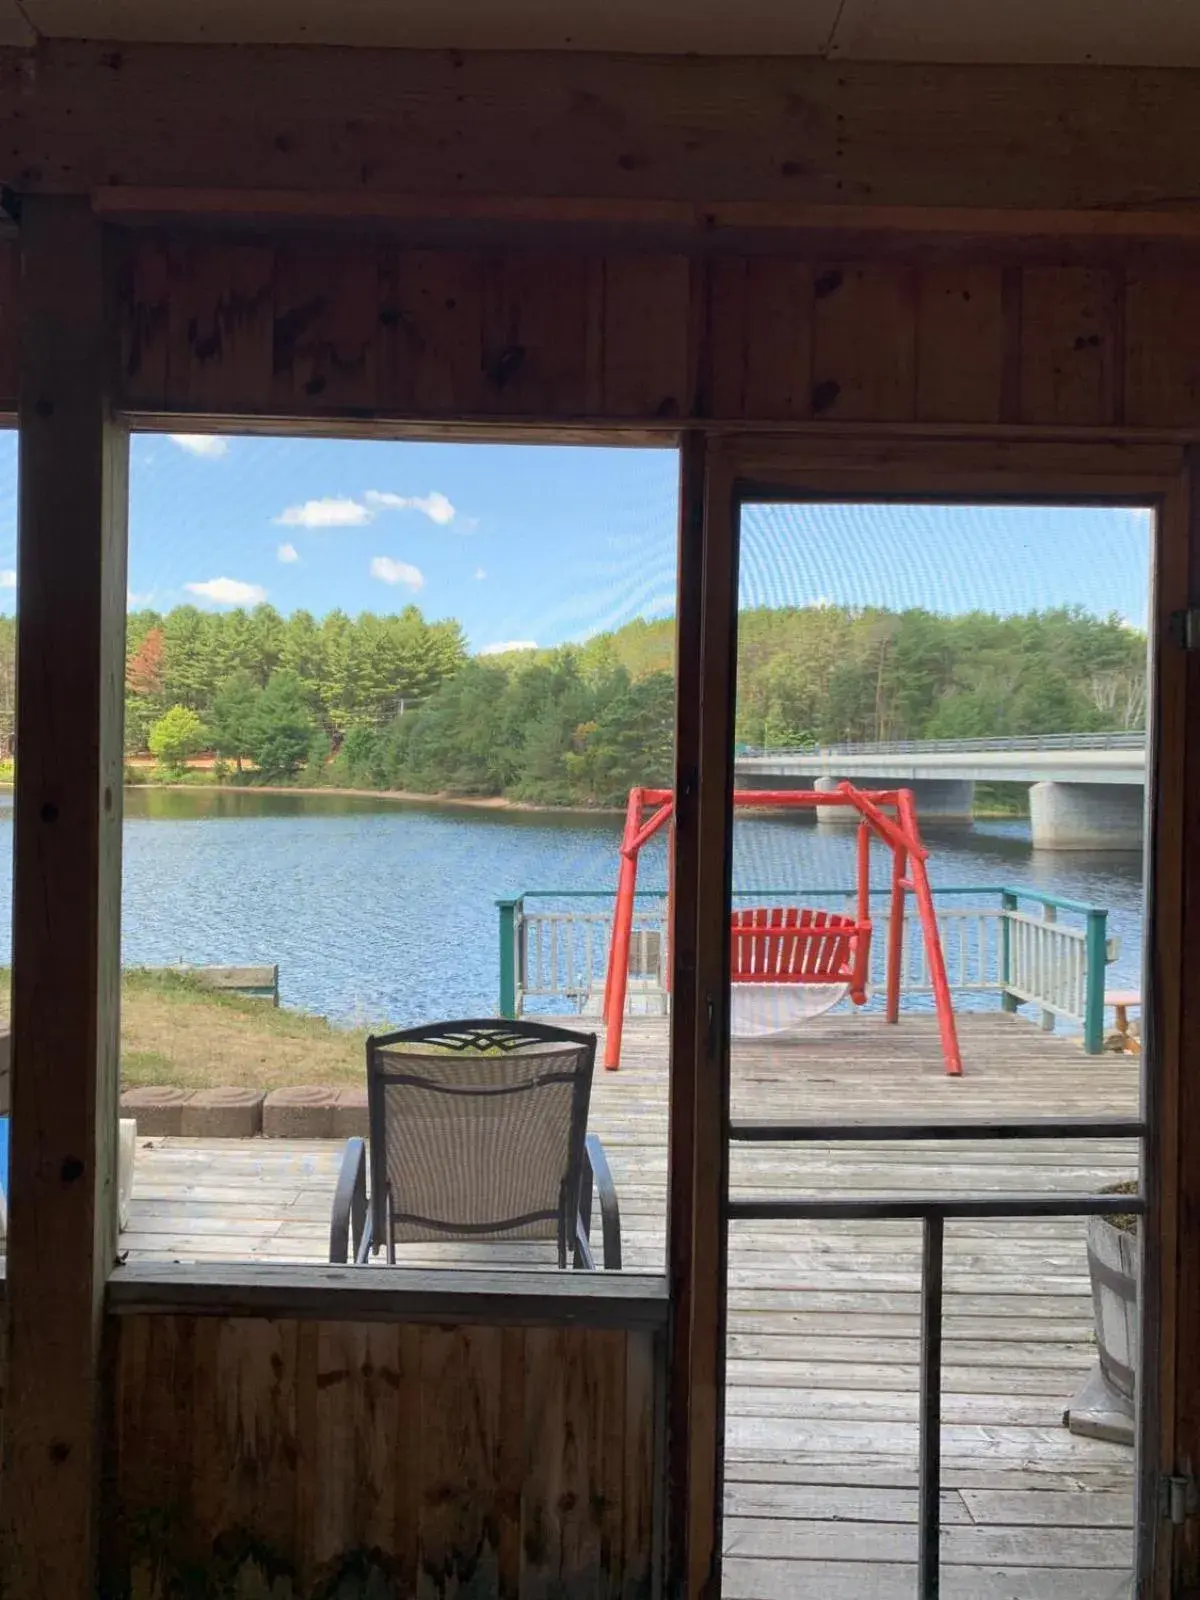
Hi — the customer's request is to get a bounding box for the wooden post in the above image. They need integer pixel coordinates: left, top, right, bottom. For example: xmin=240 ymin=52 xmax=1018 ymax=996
xmin=1082 ymin=907 xmax=1109 ymax=1056
xmin=496 ymin=898 xmax=519 ymax=1018
xmin=666 ymin=430 xmax=713 ymax=1594
xmin=1040 ymin=902 xmax=1058 ymax=1032
xmin=1000 ymin=889 xmax=1019 ymax=1013
xmin=1147 ymin=462 xmax=1195 ymax=1596
xmin=667 ymin=436 xmax=737 ymax=1599
xmin=0 ymin=197 xmax=128 ymax=1599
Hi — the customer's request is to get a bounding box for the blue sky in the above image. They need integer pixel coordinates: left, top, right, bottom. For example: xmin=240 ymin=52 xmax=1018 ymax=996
xmin=0 ymin=431 xmax=1152 ymax=649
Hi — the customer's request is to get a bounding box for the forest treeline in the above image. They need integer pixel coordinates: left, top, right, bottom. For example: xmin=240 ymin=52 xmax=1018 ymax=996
xmin=115 ymin=601 xmax=1147 ymax=805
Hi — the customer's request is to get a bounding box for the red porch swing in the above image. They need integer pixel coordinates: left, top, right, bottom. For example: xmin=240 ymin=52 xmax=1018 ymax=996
xmin=602 ymin=781 xmax=963 ymax=1075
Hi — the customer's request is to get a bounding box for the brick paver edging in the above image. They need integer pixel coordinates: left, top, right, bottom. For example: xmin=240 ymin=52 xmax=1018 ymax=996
xmin=120 ymin=1085 xmax=368 ymax=1138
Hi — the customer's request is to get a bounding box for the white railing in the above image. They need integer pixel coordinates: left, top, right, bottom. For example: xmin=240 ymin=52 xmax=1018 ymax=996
xmin=1005 ymin=907 xmax=1089 ymax=1024
xmin=870 ymin=905 xmax=1005 ymax=996
xmin=503 ymin=886 xmax=1112 ymax=1047
xmin=518 ymin=901 xmax=667 ymax=1009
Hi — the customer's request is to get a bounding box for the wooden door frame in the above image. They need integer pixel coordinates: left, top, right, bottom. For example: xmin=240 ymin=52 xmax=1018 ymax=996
xmin=669 ymin=429 xmax=1191 ymax=1599
xmin=0 ymin=198 xmax=129 ymax=1599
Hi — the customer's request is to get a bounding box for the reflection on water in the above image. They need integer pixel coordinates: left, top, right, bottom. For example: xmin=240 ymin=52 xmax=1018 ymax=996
xmin=0 ymin=789 xmax=1147 ymax=1027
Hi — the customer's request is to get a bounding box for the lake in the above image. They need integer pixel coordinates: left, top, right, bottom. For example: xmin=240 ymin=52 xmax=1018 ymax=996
xmin=0 ymin=789 xmax=1147 ymax=1027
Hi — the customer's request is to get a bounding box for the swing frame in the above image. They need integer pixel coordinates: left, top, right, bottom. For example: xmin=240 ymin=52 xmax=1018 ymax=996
xmin=603 ymin=781 xmax=963 ymax=1075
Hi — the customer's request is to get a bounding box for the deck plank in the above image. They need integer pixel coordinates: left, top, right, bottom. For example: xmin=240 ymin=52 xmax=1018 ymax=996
xmin=124 ymin=1010 xmax=1139 ymax=1588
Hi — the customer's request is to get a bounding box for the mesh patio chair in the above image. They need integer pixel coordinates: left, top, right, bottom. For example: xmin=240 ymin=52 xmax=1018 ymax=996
xmin=329 ymin=1018 xmax=621 ymax=1270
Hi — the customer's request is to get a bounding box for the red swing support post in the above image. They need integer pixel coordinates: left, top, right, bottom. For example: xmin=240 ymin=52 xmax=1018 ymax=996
xmin=604 ymin=787 xmax=676 ymax=1073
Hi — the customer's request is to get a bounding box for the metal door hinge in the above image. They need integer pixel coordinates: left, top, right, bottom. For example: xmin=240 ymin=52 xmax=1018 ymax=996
xmin=1161 ymin=1473 xmax=1199 ymax=1524
xmin=1169 ymin=608 xmax=1200 ymax=651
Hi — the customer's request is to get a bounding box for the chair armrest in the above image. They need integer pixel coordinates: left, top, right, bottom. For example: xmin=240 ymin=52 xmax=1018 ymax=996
xmin=584 ymin=1133 xmax=622 ymax=1270
xmin=329 ymin=1137 xmax=368 ymax=1264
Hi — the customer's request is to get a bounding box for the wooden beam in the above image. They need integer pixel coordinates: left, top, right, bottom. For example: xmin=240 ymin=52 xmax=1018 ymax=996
xmin=1163 ymin=451 xmax=1200 ymax=1594
xmin=1141 ymin=463 xmax=1192 ymax=1596
xmin=84 ymin=190 xmax=1200 ymax=244
xmin=106 ymin=1262 xmax=670 ymax=1328
xmin=667 ymin=431 xmax=705 ymax=1589
xmin=10 ymin=44 xmax=1200 ymax=216
xmin=681 ymin=438 xmax=739 ymax=1599
xmin=0 ymin=197 xmax=127 ymax=1600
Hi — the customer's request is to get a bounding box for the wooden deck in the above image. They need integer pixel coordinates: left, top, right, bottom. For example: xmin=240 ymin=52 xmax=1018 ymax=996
xmin=125 ymin=1011 xmax=1141 ymax=1599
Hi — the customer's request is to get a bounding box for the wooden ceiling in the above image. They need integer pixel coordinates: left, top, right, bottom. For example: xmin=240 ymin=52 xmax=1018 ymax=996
xmin=3 ymin=0 xmax=1200 ymax=62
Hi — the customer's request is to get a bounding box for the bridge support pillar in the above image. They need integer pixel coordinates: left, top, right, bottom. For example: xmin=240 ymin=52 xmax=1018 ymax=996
xmin=813 ymin=776 xmax=859 ymax=825
xmin=815 ymin=775 xmax=975 ymax=827
xmin=1028 ymin=782 xmax=1145 ymax=852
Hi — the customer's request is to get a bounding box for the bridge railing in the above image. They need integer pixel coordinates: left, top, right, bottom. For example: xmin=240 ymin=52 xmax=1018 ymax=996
xmin=498 ymin=886 xmax=1113 ymax=1052
xmin=735 ymin=730 xmax=1145 ymax=759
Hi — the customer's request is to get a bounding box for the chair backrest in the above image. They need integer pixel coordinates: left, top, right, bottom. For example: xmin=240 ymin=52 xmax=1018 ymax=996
xmin=731 ymin=906 xmax=864 ymax=983
xmin=366 ymin=1019 xmax=596 ymax=1264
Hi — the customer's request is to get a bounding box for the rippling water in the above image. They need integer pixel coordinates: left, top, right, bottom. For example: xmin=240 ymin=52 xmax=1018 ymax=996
xmin=0 ymin=790 xmax=1147 ymax=1027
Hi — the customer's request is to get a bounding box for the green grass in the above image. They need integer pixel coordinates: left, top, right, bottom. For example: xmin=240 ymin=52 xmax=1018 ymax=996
xmin=0 ymin=966 xmax=370 ymax=1092
xmin=124 ymin=765 xmax=224 ymax=787
xmin=122 ymin=1048 xmax=176 ymax=1078
xmin=121 ymin=967 xmax=350 ymax=1038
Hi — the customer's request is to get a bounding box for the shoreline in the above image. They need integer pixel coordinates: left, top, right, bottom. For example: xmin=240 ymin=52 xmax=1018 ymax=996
xmin=124 ymin=779 xmax=627 ymax=818
xmin=9 ymin=778 xmax=1032 ymax=823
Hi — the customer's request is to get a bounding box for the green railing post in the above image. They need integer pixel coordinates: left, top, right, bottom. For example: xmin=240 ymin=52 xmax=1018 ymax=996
xmin=497 ymin=897 xmax=521 ymax=1018
xmin=1000 ymin=889 xmax=1018 ymax=1013
xmin=1083 ymin=907 xmax=1109 ymax=1055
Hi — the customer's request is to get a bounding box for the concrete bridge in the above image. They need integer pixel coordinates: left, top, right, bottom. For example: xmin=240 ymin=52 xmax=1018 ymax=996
xmin=734 ymin=733 xmax=1146 ymax=851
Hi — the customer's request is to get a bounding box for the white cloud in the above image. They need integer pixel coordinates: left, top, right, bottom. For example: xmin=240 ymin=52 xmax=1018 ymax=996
xmin=272 ymin=489 xmax=469 ymax=534
xmin=186 ymin=577 xmax=268 ymax=606
xmin=364 ymin=489 xmax=459 ymax=527
xmin=474 ymin=567 xmax=487 ymax=581
xmin=276 ymin=542 xmax=300 ymax=564
xmin=127 ymin=589 xmax=155 ymax=607
xmin=0 ymin=571 xmax=15 ymax=590
xmin=369 ymin=556 xmax=425 ymax=590
xmin=479 ymin=640 xmax=538 ymax=656
xmin=169 ymin=434 xmax=229 ymax=460
xmin=275 ymin=497 xmax=371 ymax=529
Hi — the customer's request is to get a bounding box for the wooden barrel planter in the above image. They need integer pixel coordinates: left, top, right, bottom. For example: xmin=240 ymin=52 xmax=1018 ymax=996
xmin=1067 ymin=1205 xmax=1138 ymax=1444
xmin=1087 ymin=1214 xmax=1139 ymax=1406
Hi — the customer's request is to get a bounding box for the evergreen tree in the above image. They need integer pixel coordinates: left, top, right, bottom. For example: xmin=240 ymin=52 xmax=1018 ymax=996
xmin=161 ymin=607 xmax=216 ymax=711
xmin=245 ymin=670 xmax=316 ymax=781
xmin=210 ymin=671 xmax=261 ymax=771
xmin=279 ymin=609 xmax=326 ymax=719
xmin=88 ymin=594 xmax=1151 ymax=798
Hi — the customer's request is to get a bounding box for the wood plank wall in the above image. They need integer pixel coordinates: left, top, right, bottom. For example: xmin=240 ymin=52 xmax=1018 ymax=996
xmin=105 ymin=1313 xmax=661 ymax=1599
xmin=95 ymin=234 xmax=1200 ymax=431
xmin=3 ymin=234 xmax=1200 ymax=431
xmin=0 ymin=238 xmax=15 ymax=413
